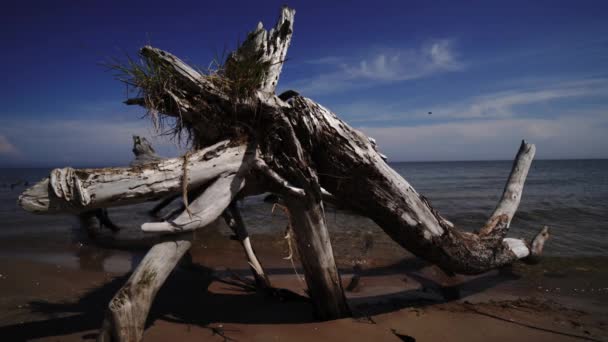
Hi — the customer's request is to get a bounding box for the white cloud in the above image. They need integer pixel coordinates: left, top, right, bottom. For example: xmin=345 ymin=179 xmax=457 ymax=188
xmin=0 ymin=135 xmax=18 ymax=155
xmin=287 ymin=39 xmax=464 ymax=95
xmin=453 ymin=78 xmax=608 ymax=119
xmin=343 ymin=77 xmax=608 ymax=123
xmin=345 ymin=40 xmax=462 ymax=82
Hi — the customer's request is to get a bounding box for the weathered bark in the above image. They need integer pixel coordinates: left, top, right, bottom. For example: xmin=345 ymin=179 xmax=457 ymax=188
xmin=283 ymin=96 xmax=548 ymax=274
xmin=224 ymin=6 xmax=294 ymax=94
xmin=98 ymin=240 xmax=191 ymax=342
xmin=18 ymin=5 xmax=550 ymax=325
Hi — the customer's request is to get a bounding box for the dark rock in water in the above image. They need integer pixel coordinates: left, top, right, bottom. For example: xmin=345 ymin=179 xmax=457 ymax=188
xmin=263 ymin=193 xmax=280 ymax=203
xmin=346 ymin=274 xmax=361 ymax=292
xmin=10 ymin=180 xmax=27 ymax=190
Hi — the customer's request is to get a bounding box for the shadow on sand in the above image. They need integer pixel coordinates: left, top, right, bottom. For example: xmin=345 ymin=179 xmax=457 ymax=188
xmin=0 ymin=258 xmax=519 ymax=341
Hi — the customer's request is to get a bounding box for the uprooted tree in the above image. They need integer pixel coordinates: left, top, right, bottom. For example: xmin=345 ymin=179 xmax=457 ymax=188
xmin=18 ymin=6 xmax=549 ymax=342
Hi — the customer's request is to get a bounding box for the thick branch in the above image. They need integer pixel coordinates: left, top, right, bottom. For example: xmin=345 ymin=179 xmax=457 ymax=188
xmin=19 ymin=141 xmax=253 ymax=214
xmin=98 ymin=240 xmax=191 ymax=342
xmin=284 ymin=96 xmax=546 ymax=274
xmin=141 ymin=172 xmax=245 ymax=233
xmin=223 ymin=202 xmax=271 ymax=289
xmin=253 ymin=159 xmax=305 ymax=198
xmin=479 ymin=140 xmax=536 ymax=235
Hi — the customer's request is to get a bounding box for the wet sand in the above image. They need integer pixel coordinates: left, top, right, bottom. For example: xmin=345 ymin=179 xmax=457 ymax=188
xmin=0 ymin=229 xmax=607 ymax=341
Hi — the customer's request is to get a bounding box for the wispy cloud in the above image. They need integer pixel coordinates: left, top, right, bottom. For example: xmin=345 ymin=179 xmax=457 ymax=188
xmin=326 ymin=76 xmax=608 ymax=160
xmin=344 ymin=40 xmax=462 ymax=81
xmin=359 ymin=110 xmax=608 ymax=161
xmin=342 ymin=77 xmax=608 ymax=124
xmin=448 ymin=78 xmax=608 ymax=119
xmin=287 ymin=39 xmax=464 ymax=95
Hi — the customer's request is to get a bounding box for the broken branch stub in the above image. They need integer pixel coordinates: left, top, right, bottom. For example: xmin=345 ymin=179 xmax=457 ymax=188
xmin=224 ymin=6 xmax=295 ymax=94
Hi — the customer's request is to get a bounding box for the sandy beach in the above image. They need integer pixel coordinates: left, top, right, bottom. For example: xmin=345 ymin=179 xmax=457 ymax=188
xmin=0 ymin=228 xmax=606 ymax=342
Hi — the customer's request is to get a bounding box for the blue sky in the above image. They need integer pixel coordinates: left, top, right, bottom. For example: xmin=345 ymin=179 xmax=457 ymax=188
xmin=1 ymin=0 xmax=607 ymax=166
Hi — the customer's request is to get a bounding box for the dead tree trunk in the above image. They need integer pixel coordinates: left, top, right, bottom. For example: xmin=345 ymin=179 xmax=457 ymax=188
xmin=18 ymin=5 xmax=550 ymax=331
xmin=284 ymin=196 xmax=350 ymax=319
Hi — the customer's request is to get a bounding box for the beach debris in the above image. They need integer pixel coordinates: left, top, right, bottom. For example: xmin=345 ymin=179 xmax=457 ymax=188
xmin=346 ymin=270 xmax=361 ymax=292
xmin=391 ymin=329 xmax=416 ymax=342
xmin=16 ymin=6 xmax=551 ymax=341
xmin=207 ymin=324 xmax=237 ymax=342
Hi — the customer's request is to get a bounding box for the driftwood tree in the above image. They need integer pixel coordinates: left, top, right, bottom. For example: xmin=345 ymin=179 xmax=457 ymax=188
xmin=18 ymin=6 xmax=549 ymax=342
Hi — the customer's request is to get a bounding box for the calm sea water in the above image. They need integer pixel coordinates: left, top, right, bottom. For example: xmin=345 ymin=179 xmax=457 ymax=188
xmin=1 ymin=159 xmax=606 ymax=257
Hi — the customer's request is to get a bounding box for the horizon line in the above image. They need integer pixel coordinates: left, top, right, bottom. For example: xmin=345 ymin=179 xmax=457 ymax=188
xmin=1 ymin=157 xmax=607 ymax=169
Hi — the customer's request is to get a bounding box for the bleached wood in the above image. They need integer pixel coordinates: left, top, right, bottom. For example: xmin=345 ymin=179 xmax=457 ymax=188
xmin=98 ymin=240 xmax=191 ymax=342
xmin=525 ymin=225 xmax=550 ymax=263
xmin=479 ymin=140 xmax=536 ymax=235
xmin=19 ymin=141 xmax=253 ymax=214
xmin=141 ymin=172 xmax=245 ymax=232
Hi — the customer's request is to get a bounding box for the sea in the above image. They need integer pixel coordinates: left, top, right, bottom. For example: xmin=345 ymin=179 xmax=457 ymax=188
xmin=1 ymin=159 xmax=607 ymax=259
